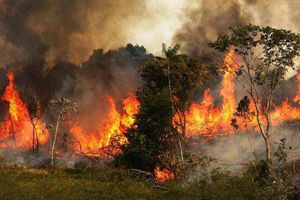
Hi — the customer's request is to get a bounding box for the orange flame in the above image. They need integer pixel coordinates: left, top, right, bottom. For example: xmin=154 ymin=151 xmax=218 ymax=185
xmin=154 ymin=167 xmax=174 ymax=182
xmin=186 ymin=47 xmax=300 ymax=139
xmin=185 ymin=47 xmax=239 ymax=138
xmin=0 ymin=70 xmax=48 ymax=148
xmin=1 ymin=47 xmax=300 ymax=158
xmin=69 ymin=93 xmax=140 ymax=156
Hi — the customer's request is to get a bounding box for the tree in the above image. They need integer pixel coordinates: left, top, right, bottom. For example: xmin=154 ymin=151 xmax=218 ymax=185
xmin=209 ymin=24 xmax=300 ymax=166
xmin=119 ymin=89 xmax=178 ymax=171
xmin=140 ymin=44 xmax=207 ymax=166
xmin=160 ymin=44 xmax=207 ymax=137
xmin=26 ymin=94 xmax=42 ymax=156
xmin=48 ymin=97 xmax=78 ymax=166
xmin=118 ymin=44 xmax=208 ymax=173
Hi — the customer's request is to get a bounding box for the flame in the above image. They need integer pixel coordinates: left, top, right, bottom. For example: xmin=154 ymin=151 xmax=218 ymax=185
xmin=186 ymin=47 xmax=300 ymax=139
xmin=0 ymin=70 xmax=48 ymax=148
xmin=69 ymin=93 xmax=140 ymax=156
xmin=154 ymin=167 xmax=174 ymax=182
xmin=185 ymin=47 xmax=239 ymax=138
xmin=1 ymin=47 xmax=300 ymax=158
xmin=69 ymin=46 xmax=300 ymax=152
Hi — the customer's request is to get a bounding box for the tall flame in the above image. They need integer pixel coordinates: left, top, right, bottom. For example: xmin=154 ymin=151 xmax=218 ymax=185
xmin=1 ymin=48 xmax=300 ymax=157
xmin=70 ymin=93 xmax=140 ymax=156
xmin=0 ymin=70 xmax=48 ymax=148
xmin=186 ymin=47 xmax=300 ymax=139
xmin=185 ymin=47 xmax=239 ymax=138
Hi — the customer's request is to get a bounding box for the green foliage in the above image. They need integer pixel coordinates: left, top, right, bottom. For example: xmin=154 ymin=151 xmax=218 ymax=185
xmin=246 ymin=160 xmax=274 ymax=183
xmin=141 ymin=44 xmax=207 ymax=116
xmin=209 ymin=24 xmax=300 ymax=92
xmin=274 ymin=138 xmax=288 ymax=163
xmin=190 ymin=166 xmax=296 ymax=200
xmin=209 ymin=24 xmax=300 ymax=163
xmin=117 ymin=89 xmax=178 ymax=171
xmin=118 ymin=44 xmax=208 ymax=173
xmin=274 ymin=138 xmax=293 ymax=179
xmin=0 ymin=163 xmax=297 ymax=200
xmin=162 ymin=43 xmax=181 ymax=59
xmin=0 ymin=166 xmax=164 ymax=200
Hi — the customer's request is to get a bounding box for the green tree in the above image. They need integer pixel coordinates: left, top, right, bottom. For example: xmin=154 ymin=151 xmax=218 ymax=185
xmin=209 ymin=24 xmax=300 ymax=166
xmin=140 ymin=44 xmax=207 ymax=165
xmin=119 ymin=44 xmax=208 ymax=173
xmin=119 ymin=89 xmax=178 ymax=171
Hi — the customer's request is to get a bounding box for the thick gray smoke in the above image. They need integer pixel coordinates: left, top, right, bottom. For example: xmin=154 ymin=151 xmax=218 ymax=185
xmin=190 ymin=122 xmax=300 ymax=174
xmin=0 ymin=0 xmax=148 ymax=67
xmin=0 ymin=0 xmax=299 ymax=172
xmin=174 ymin=0 xmax=300 ymax=65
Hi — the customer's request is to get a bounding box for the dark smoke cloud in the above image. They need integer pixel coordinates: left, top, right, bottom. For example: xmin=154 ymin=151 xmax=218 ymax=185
xmin=174 ymin=0 xmax=249 ymax=63
xmin=0 ymin=0 xmax=48 ymax=66
xmin=0 ymin=0 xmax=147 ymax=67
xmin=174 ymin=0 xmax=300 ymax=64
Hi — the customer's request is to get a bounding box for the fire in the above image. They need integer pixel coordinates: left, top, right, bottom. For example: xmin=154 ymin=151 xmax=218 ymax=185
xmin=1 ymin=47 xmax=300 ymax=159
xmin=186 ymin=47 xmax=239 ymax=138
xmin=120 ymin=93 xmax=140 ymax=131
xmin=154 ymin=167 xmax=174 ymax=182
xmin=0 ymin=70 xmax=48 ymax=148
xmin=186 ymin=47 xmax=300 ymax=139
xmin=70 ymin=93 xmax=140 ymax=156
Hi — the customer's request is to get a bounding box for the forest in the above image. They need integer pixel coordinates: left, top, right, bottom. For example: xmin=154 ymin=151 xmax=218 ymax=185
xmin=0 ymin=1 xmax=300 ymax=199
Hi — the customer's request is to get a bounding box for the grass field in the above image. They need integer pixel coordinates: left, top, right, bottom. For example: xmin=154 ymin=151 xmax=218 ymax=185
xmin=0 ymin=164 xmax=298 ymax=200
xmin=0 ymin=166 xmax=201 ymax=200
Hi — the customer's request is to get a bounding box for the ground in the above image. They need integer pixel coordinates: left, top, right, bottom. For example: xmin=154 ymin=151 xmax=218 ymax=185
xmin=0 ymin=166 xmax=199 ymax=200
xmin=0 ymin=165 xmax=299 ymax=200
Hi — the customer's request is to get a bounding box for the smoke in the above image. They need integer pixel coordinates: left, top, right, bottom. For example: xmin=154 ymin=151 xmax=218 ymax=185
xmin=0 ymin=0 xmax=150 ymax=67
xmin=0 ymin=0 xmax=189 ymax=67
xmin=0 ymin=0 xmax=300 ymax=170
xmin=174 ymin=0 xmax=248 ymax=63
xmin=174 ymin=0 xmax=300 ymax=66
xmin=191 ymin=122 xmax=300 ymax=172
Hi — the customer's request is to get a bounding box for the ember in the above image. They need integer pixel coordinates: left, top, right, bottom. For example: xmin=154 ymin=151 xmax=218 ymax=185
xmin=154 ymin=167 xmax=174 ymax=182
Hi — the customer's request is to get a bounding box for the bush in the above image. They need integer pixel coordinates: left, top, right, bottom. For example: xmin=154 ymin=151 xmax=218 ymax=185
xmin=116 ymin=90 xmax=178 ymax=172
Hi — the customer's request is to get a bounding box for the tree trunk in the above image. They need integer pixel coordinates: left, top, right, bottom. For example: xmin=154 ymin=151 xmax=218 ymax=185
xmin=253 ymin=99 xmax=272 ymax=172
xmin=264 ymin=135 xmax=271 ymax=161
xmin=167 ymin=60 xmax=184 ymax=166
xmin=32 ymin=123 xmax=36 ymax=156
xmin=253 ymin=100 xmax=271 ymax=160
xmin=51 ymin=114 xmax=61 ymax=167
xmin=36 ymin=132 xmax=39 ymax=157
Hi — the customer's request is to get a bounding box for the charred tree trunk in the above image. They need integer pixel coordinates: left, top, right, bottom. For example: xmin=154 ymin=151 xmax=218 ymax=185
xmin=32 ymin=124 xmax=36 ymax=155
xmin=35 ymin=132 xmax=39 ymax=157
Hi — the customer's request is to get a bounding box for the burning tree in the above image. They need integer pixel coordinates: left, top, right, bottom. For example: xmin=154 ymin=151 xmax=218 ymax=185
xmin=119 ymin=89 xmax=178 ymax=171
xmin=48 ymin=98 xmax=78 ymax=166
xmin=119 ymin=44 xmax=208 ymax=175
xmin=209 ymin=24 xmax=300 ymax=167
xmin=26 ymin=94 xmax=44 ymax=156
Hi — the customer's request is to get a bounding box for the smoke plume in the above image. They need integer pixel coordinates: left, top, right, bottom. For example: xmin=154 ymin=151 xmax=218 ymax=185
xmin=0 ymin=0 xmax=150 ymax=67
